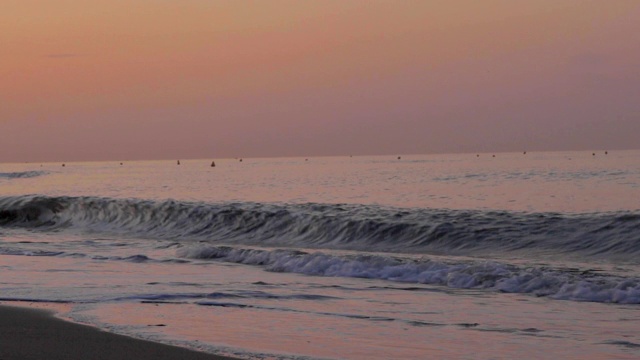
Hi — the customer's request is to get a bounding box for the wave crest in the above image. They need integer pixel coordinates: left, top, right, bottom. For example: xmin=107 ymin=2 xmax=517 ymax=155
xmin=1 ymin=195 xmax=639 ymax=261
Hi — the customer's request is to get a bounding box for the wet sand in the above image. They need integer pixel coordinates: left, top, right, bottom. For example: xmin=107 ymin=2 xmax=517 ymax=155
xmin=0 ymin=304 xmax=238 ymax=360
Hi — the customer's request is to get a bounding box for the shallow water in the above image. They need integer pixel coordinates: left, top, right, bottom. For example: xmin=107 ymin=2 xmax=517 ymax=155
xmin=1 ymin=151 xmax=640 ymax=359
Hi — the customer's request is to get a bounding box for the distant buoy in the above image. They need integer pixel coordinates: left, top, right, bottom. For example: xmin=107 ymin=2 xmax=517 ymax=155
xmin=492 ymin=155 xmax=495 ymax=158
xmin=211 ymin=161 xmax=215 ymax=167
xmin=605 ymin=151 xmax=608 ymax=155
xmin=120 ymin=162 xmax=123 ymax=166
xmin=476 ymin=154 xmax=479 ymax=157
xmin=592 ymin=153 xmax=595 ymax=156
xmin=62 ymin=163 xmax=65 ymax=167
xmin=177 ymin=160 xmax=181 ymax=165
xmin=239 ymin=158 xmax=243 ymax=162
xmin=523 ymin=151 xmax=527 ymax=155
xmin=397 ymin=156 xmax=401 ymax=160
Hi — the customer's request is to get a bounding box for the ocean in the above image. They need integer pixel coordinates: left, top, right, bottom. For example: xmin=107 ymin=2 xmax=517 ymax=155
xmin=1 ymin=151 xmax=639 ymax=359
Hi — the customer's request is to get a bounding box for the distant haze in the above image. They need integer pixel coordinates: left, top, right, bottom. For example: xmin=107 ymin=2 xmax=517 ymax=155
xmin=2 ymin=0 xmax=639 ymax=162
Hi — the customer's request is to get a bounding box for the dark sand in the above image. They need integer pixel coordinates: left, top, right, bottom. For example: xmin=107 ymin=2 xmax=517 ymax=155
xmin=0 ymin=304 xmax=238 ymax=360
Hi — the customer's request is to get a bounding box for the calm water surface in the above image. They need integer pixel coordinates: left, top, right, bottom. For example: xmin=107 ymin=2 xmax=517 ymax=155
xmin=2 ymin=151 xmax=639 ymax=212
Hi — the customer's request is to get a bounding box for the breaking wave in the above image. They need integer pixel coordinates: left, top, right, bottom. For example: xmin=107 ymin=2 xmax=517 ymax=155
xmin=177 ymin=245 xmax=640 ymax=304
xmin=2 ymin=195 xmax=640 ymax=260
xmin=1 ymin=195 xmax=639 ymax=262
xmin=0 ymin=171 xmax=48 ymax=179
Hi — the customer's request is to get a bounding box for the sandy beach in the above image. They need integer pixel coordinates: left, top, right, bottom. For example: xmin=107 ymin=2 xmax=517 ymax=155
xmin=0 ymin=304 xmax=237 ymax=360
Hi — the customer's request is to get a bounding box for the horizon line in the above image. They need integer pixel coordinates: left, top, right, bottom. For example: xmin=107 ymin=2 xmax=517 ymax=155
xmin=1 ymin=148 xmax=636 ymax=165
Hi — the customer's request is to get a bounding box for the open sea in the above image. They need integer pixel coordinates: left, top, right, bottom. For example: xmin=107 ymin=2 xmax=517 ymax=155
xmin=1 ymin=151 xmax=639 ymax=359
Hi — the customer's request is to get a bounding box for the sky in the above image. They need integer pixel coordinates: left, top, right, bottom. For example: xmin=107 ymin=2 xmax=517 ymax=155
xmin=1 ymin=0 xmax=639 ymax=162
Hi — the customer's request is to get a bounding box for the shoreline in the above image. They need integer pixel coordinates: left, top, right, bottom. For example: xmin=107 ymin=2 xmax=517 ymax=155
xmin=0 ymin=304 xmax=239 ymax=360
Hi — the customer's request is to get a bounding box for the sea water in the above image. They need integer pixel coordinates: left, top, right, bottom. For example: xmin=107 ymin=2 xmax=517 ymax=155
xmin=1 ymin=151 xmax=639 ymax=359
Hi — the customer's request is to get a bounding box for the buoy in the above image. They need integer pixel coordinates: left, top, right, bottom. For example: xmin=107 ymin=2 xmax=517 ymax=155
xmin=211 ymin=161 xmax=215 ymax=167
xmin=177 ymin=160 xmax=181 ymax=165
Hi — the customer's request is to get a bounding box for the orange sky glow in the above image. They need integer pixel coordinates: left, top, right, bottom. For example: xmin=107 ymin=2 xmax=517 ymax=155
xmin=2 ymin=0 xmax=639 ymax=162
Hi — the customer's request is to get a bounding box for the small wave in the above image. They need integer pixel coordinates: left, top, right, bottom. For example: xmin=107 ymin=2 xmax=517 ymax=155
xmin=0 ymin=246 xmax=161 ymax=264
xmin=205 ymin=290 xmax=336 ymax=301
xmin=0 ymin=171 xmax=48 ymax=179
xmin=113 ymin=293 xmax=205 ymax=302
xmin=602 ymin=340 xmax=640 ymax=349
xmin=197 ymin=301 xmax=250 ymax=308
xmin=116 ymin=290 xmax=336 ymax=303
xmin=178 ymin=245 xmax=640 ymax=304
xmin=433 ymin=169 xmax=634 ymax=183
xmin=0 ymin=297 xmax=72 ymax=304
xmin=0 ymin=247 xmax=64 ymax=257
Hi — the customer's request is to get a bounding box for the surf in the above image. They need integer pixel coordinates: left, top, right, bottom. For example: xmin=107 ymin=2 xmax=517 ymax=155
xmin=1 ymin=195 xmax=639 ymax=263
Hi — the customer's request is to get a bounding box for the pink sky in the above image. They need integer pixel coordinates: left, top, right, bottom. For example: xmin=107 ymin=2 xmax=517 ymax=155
xmin=2 ymin=0 xmax=639 ymax=162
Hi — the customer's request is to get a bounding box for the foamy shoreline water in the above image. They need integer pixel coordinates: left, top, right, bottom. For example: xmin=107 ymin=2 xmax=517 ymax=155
xmin=2 ymin=152 xmax=640 ymax=359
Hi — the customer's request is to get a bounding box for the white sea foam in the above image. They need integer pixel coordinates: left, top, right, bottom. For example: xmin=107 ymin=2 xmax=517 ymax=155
xmin=177 ymin=245 xmax=640 ymax=304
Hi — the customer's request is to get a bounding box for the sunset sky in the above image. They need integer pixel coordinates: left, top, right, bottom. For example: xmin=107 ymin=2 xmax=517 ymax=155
xmin=2 ymin=0 xmax=639 ymax=162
